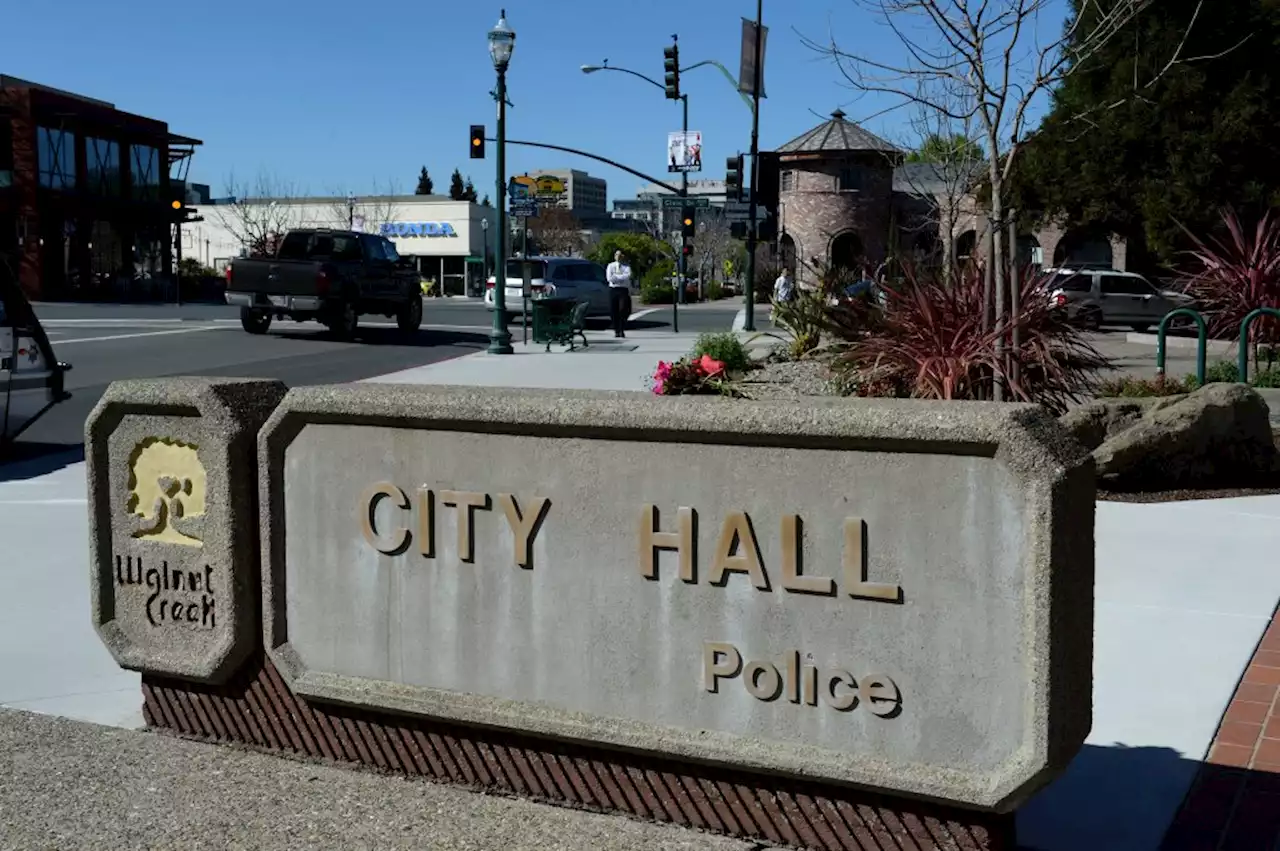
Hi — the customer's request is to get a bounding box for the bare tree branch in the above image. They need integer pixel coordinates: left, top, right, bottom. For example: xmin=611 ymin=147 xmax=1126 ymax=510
xmin=691 ymin=214 xmax=738 ymax=287
xmin=211 ymin=172 xmax=306 ymax=257
xmin=801 ymin=0 xmax=1208 ymax=395
xmin=323 ymin=179 xmax=403 ymax=233
xmin=528 ymin=207 xmax=585 ymax=257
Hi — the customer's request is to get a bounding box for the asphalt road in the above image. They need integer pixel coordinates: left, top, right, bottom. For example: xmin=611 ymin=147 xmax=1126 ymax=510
xmin=7 ymin=298 xmax=745 ymax=464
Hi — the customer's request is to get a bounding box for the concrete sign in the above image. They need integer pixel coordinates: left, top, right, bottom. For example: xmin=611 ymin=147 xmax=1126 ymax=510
xmin=88 ymin=378 xmax=286 ymax=682
xmin=260 ymin=386 xmax=1094 ymax=811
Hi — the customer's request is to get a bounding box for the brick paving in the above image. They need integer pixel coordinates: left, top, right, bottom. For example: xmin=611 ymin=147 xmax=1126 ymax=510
xmin=1161 ymin=606 xmax=1280 ymax=849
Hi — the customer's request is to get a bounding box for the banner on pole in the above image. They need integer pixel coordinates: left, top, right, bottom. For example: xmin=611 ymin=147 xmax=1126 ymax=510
xmin=738 ymin=19 xmax=768 ymax=98
xmin=667 ymin=131 xmax=703 ymax=174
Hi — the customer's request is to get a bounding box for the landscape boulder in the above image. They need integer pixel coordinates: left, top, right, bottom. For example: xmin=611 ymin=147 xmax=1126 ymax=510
xmin=1059 ymin=396 xmax=1182 ymax=452
xmin=1078 ymin=383 xmax=1276 ymax=490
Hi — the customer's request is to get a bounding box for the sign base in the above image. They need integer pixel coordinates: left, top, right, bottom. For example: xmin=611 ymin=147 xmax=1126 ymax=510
xmin=142 ymin=656 xmax=1017 ymax=850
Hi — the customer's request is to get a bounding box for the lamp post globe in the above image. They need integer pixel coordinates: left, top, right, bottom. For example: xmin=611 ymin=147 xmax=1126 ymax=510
xmin=488 ymin=10 xmax=515 ymax=70
xmin=487 ymin=9 xmax=516 ymax=354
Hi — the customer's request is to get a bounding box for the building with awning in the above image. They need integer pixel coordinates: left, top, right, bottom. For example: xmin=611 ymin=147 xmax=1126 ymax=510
xmin=0 ymin=75 xmax=202 ymax=301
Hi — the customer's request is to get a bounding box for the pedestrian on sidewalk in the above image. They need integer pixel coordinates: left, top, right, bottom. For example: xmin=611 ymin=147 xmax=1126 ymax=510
xmin=772 ymin=268 xmax=795 ymax=325
xmin=605 ymin=250 xmax=633 ymax=338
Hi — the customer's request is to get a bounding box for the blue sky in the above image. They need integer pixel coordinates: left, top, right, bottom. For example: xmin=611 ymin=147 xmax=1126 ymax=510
xmin=8 ymin=0 xmax=1063 ymax=203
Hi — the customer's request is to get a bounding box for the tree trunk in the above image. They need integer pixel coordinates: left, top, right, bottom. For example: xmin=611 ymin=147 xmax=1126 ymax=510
xmin=1008 ymin=213 xmax=1021 ymax=392
xmin=989 ymin=170 xmax=1006 ymax=403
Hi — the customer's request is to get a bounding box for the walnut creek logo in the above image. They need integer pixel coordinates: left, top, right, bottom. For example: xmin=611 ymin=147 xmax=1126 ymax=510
xmin=126 ymin=437 xmax=206 ymax=547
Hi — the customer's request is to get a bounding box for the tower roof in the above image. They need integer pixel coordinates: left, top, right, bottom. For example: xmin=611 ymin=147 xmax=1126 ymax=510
xmin=776 ymin=109 xmax=900 ymax=156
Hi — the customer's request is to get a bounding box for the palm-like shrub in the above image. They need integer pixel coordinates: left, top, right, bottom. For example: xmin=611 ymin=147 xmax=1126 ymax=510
xmin=832 ymin=264 xmax=1107 ymax=412
xmin=1178 ymin=207 xmax=1280 ymax=347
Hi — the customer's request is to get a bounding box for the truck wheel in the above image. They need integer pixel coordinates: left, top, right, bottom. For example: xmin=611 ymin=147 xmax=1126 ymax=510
xmin=240 ymin=307 xmax=272 ymax=335
xmin=397 ymin=294 xmax=423 ymax=333
xmin=326 ymin=302 xmax=359 ymax=341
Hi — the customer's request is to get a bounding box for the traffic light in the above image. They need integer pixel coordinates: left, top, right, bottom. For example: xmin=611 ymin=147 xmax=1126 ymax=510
xmin=755 ymin=150 xmax=781 ymax=212
xmin=470 ymin=125 xmax=486 ymax=159
xmin=680 ymin=206 xmax=696 ymax=238
xmin=682 ymin=243 xmax=693 ymax=257
xmin=663 ymin=43 xmax=680 ymax=100
xmin=170 ymin=198 xmax=202 ymax=223
xmin=725 ymin=154 xmax=743 ymax=202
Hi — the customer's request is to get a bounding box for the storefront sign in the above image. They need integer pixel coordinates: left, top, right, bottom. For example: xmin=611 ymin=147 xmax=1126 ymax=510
xmin=380 ymin=222 xmax=458 ymax=238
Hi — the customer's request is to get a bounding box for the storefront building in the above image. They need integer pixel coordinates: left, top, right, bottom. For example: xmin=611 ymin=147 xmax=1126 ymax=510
xmin=187 ymin=196 xmax=497 ymax=297
xmin=0 ymin=75 xmax=200 ymax=301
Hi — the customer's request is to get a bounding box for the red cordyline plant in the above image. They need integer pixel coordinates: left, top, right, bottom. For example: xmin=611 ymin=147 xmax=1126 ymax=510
xmin=1178 ymin=207 xmax=1280 ymax=345
xmin=834 ymin=263 xmax=1107 ymax=413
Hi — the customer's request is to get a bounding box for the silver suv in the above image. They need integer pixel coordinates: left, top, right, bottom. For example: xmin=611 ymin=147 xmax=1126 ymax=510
xmin=1045 ymin=267 xmax=1193 ymax=332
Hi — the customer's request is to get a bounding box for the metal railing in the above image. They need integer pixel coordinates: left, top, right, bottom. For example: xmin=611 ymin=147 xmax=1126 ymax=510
xmin=1238 ymin=307 xmax=1280 ymax=383
xmin=1156 ymin=308 xmax=1207 ymax=387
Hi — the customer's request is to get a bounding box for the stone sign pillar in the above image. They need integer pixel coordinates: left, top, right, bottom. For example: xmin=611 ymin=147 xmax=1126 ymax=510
xmin=87 ymin=378 xmax=286 ymax=682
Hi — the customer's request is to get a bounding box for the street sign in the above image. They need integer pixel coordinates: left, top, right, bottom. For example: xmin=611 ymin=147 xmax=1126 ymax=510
xmin=510 ymin=200 xmax=539 ymax=218
xmin=661 ymin=197 xmax=711 ymax=209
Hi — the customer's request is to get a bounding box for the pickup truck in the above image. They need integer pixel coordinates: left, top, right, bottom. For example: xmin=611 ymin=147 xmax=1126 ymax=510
xmin=224 ymin=229 xmax=422 ymax=339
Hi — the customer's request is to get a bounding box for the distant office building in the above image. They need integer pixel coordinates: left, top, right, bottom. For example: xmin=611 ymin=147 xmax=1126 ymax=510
xmin=612 ymin=179 xmax=727 ymax=233
xmin=526 ymin=168 xmax=607 ymax=221
xmin=0 ymin=74 xmax=203 ymax=300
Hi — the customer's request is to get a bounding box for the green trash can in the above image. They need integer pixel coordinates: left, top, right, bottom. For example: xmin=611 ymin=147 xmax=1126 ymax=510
xmin=531 ymin=297 xmax=578 ymax=350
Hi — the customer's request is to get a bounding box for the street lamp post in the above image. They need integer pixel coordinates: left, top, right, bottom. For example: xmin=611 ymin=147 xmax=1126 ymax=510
xmin=487 ymin=9 xmax=516 ymax=355
xmin=347 ymin=194 xmax=355 ymax=229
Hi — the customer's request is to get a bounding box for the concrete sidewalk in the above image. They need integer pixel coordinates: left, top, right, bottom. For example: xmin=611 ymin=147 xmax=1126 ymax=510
xmin=0 ymin=709 xmax=748 ymax=851
xmin=0 ymin=451 xmax=141 ymax=729
xmin=365 ymin=329 xmax=708 ymax=392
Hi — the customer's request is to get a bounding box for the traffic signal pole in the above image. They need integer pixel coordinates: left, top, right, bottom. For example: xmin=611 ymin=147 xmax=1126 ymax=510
xmin=743 ymin=0 xmax=763 ymax=332
xmin=675 ymin=92 xmax=688 ymax=331
xmin=174 ymin=220 xmax=182 ymax=307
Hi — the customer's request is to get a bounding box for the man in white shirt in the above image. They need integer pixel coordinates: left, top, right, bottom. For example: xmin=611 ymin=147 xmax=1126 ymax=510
xmin=605 ymin=250 xmax=633 ymax=338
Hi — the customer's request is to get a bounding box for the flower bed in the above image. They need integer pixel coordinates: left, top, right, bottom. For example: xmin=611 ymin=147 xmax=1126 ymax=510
xmin=651 ymin=355 xmax=742 ymax=396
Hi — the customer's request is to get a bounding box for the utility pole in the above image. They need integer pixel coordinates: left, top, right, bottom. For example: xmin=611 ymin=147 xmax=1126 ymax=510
xmin=676 ymin=91 xmax=688 ymax=329
xmin=743 ymin=0 xmax=763 ymax=332
xmin=174 ymin=221 xmax=183 ymax=307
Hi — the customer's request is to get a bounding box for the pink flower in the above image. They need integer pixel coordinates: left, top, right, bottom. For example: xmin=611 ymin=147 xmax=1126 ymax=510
xmin=654 ymin=361 xmax=673 ymax=381
xmin=698 ymin=355 xmax=726 ymax=376
xmin=652 ymin=379 xmax=666 ymax=395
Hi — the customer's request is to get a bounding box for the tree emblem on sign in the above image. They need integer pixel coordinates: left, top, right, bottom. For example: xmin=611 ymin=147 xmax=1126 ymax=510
xmin=126 ymin=437 xmax=206 ymax=547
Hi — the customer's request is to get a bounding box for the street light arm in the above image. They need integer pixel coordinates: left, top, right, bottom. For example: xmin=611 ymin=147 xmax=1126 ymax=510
xmin=584 ymin=64 xmax=665 ymax=92
xmin=680 ymin=59 xmax=755 ymax=114
xmin=583 ymin=59 xmax=754 ymax=114
xmin=489 ymin=136 xmax=683 ymax=195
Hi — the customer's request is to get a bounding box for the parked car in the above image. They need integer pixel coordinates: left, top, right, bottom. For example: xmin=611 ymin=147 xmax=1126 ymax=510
xmin=484 ymin=256 xmax=613 ymax=319
xmin=1044 ymin=266 xmax=1194 ymax=331
xmin=224 ymin=229 xmax=423 ymax=339
xmin=1 ymin=271 xmax=71 ymax=446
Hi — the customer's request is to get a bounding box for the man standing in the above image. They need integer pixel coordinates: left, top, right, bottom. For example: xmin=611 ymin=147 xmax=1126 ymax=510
xmin=605 ymin=250 xmax=632 ymax=338
xmin=772 ymin=268 xmax=795 ymax=319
